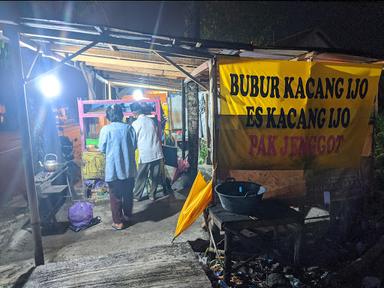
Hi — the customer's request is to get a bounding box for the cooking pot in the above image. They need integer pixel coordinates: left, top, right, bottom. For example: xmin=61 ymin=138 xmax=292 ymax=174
xmin=42 ymin=153 xmax=59 ymax=172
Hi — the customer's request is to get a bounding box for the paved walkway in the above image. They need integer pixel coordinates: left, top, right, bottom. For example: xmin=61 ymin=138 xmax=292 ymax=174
xmin=0 ymin=190 xmax=209 ymax=287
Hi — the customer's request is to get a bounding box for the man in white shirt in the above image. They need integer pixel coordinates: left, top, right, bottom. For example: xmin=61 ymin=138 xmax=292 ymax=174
xmin=132 ymin=105 xmax=167 ymax=201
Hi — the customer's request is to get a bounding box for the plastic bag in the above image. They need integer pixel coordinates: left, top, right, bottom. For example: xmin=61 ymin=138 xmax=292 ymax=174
xmin=68 ymin=201 xmax=93 ymax=228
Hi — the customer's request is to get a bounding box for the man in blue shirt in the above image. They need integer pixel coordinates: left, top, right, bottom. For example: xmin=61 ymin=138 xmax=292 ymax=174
xmin=99 ymin=104 xmax=137 ymax=230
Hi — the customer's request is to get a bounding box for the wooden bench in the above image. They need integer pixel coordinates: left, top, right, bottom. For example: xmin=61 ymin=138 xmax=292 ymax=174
xmin=208 ymin=200 xmax=304 ymax=285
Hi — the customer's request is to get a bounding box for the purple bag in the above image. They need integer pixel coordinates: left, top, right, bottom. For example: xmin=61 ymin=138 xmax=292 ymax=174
xmin=68 ymin=201 xmax=93 ymax=228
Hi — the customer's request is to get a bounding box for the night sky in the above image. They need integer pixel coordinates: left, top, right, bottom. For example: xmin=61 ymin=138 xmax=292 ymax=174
xmin=1 ymin=1 xmax=190 ymax=36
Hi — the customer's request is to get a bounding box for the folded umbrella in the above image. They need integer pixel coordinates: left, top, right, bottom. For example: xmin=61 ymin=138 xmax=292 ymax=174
xmin=173 ymin=171 xmax=213 ymax=241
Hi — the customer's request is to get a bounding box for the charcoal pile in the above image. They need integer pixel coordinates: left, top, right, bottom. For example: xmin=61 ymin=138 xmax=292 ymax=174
xmin=192 ymin=211 xmax=384 ymax=288
xmin=197 ymin=251 xmax=338 ymax=288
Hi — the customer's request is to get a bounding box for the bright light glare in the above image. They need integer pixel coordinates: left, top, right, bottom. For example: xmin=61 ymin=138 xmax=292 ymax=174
xmin=133 ymin=89 xmax=145 ymax=100
xmin=38 ymin=75 xmax=61 ymax=99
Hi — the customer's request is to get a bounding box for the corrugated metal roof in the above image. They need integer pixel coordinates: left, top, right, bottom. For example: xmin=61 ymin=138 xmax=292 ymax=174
xmin=0 ymin=17 xmax=382 ymax=89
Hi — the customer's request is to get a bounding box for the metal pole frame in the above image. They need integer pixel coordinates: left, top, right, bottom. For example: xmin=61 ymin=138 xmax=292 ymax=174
xmin=4 ymin=24 xmax=44 ymax=266
xmin=25 ymin=49 xmax=41 ymax=82
xmin=108 ymin=81 xmax=112 ymax=100
xmin=181 ymin=81 xmax=186 ymax=159
xmin=26 ymin=41 xmax=98 ymax=84
xmin=154 ymin=51 xmax=209 ymax=91
xmin=18 ymin=36 xmax=108 ymax=85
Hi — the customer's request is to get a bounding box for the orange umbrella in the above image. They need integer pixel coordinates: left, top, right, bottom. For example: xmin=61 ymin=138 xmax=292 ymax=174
xmin=173 ymin=171 xmax=213 ymax=241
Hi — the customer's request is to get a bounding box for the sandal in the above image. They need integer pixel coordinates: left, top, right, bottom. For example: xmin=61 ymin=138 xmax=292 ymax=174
xmin=112 ymin=223 xmax=124 ymax=230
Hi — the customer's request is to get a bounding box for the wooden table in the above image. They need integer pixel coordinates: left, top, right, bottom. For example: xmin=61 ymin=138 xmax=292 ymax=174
xmin=35 ymin=163 xmax=72 ymax=225
xmin=208 ymin=200 xmax=304 ymax=284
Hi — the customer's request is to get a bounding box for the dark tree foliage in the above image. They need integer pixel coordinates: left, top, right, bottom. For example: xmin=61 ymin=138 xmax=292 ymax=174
xmin=198 ymin=1 xmax=384 ymax=54
xmin=184 ymin=1 xmax=200 ymax=38
xmin=199 ymin=1 xmax=279 ymax=45
xmin=375 ymin=113 xmax=384 ymax=187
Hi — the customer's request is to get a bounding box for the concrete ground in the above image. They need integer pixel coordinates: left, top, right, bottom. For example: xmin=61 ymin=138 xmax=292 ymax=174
xmin=24 ymin=242 xmax=212 ymax=288
xmin=0 ymin=182 xmax=209 ymax=287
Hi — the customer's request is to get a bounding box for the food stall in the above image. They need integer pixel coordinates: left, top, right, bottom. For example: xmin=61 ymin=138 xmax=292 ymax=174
xmin=77 ymin=97 xmax=162 ymax=198
xmin=3 ymin=16 xmax=383 ymax=267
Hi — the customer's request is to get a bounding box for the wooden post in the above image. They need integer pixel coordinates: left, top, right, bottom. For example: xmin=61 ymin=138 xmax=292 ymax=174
xmin=4 ymin=25 xmax=44 ymax=266
xmin=224 ymin=231 xmax=232 ymax=285
xmin=186 ymin=82 xmax=199 ymax=179
xmin=209 ymin=57 xmax=219 ymax=187
xmin=293 ymin=224 xmax=303 ymax=266
xmin=205 ymin=92 xmax=212 ymax=165
xmin=181 ymin=81 xmax=186 ymax=159
xmin=370 ymin=95 xmax=378 ymax=197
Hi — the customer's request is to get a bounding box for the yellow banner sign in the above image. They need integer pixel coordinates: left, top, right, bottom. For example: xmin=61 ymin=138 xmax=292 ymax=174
xmin=218 ymin=56 xmax=382 ymax=170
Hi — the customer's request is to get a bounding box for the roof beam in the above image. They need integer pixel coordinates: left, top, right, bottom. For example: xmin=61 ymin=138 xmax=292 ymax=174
xmin=109 ymin=81 xmax=179 ymax=92
xmin=100 ymin=71 xmax=181 ymax=86
xmin=313 ymin=52 xmax=378 ymax=63
xmin=184 ymin=60 xmax=209 ymax=84
xmin=26 ymin=40 xmax=98 ymax=83
xmin=94 ymin=26 xmax=119 ymax=52
xmin=9 ymin=30 xmax=109 ymax=85
xmin=154 ymin=51 xmax=208 ymax=91
xmin=19 ymin=42 xmax=108 ymax=85
xmin=60 ymin=41 xmax=98 ymax=64
xmin=19 ymin=24 xmax=212 ymax=59
xmin=19 ymin=17 xmax=254 ymax=51
xmin=25 ymin=50 xmax=40 ymax=81
xmin=290 ymin=51 xmax=317 ymax=61
xmin=48 ymin=44 xmax=202 ymax=67
xmin=69 ymin=54 xmax=194 ymax=73
xmin=87 ymin=63 xmax=184 ymax=79
xmin=19 ymin=38 xmax=38 ymax=52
